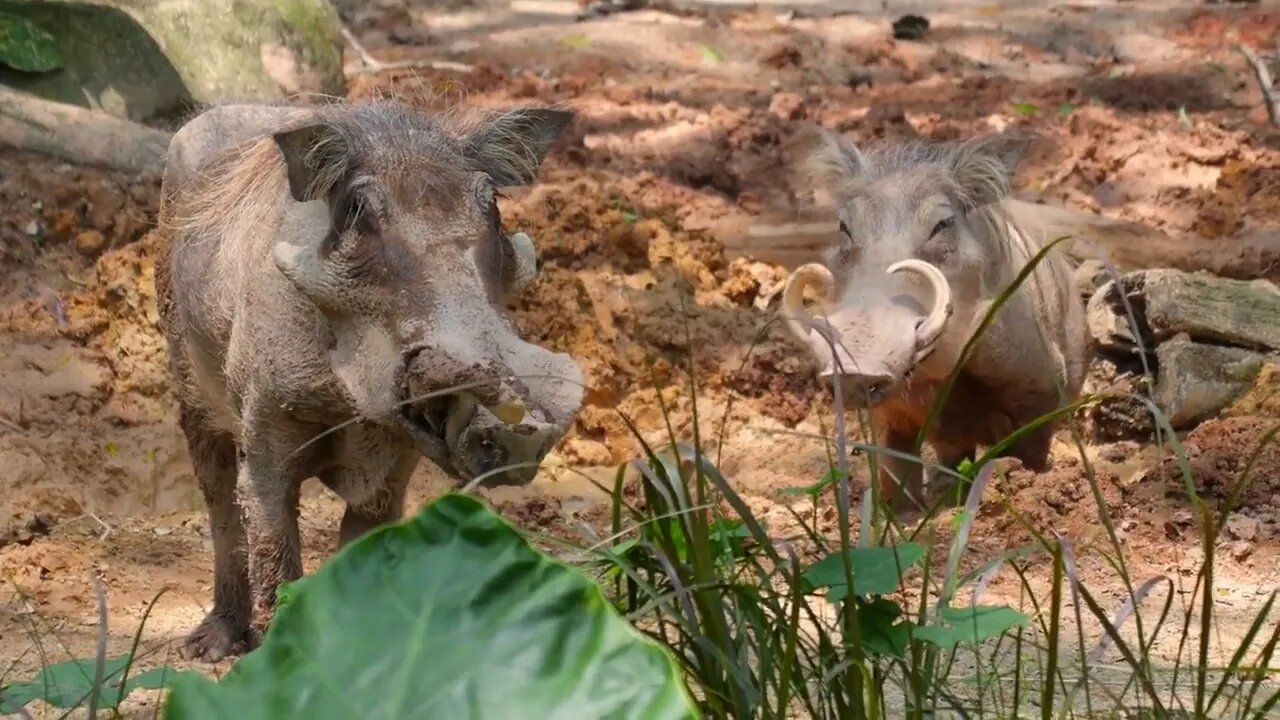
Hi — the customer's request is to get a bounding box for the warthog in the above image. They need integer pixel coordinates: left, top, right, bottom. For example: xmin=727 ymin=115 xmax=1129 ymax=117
xmin=780 ymin=128 xmax=1090 ymax=508
xmin=155 ymin=100 xmax=584 ymax=660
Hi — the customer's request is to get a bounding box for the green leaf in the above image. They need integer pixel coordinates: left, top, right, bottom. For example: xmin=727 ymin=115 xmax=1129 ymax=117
xmin=699 ymin=45 xmax=723 ymax=63
xmin=561 ymin=33 xmax=591 ymax=49
xmin=913 ymin=604 xmax=1029 ymax=648
xmin=0 ymin=10 xmax=61 ymax=73
xmin=164 ymin=493 xmax=698 ymax=720
xmin=1011 ymin=101 xmax=1039 ymax=117
xmin=1206 ymin=61 xmax=1227 ymax=74
xmin=780 ymin=468 xmax=844 ymax=496
xmin=1 ymin=655 xmax=188 ymax=713
xmin=803 ymin=543 xmax=926 ymax=601
xmin=856 ymin=598 xmax=911 ymax=658
xmin=1057 ymin=101 xmax=1076 ymax=117
xmin=621 ymin=210 xmax=639 ymax=224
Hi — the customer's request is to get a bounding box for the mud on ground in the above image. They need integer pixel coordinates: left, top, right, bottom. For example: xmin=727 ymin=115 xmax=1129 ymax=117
xmin=2 ymin=0 xmax=1279 ymax=715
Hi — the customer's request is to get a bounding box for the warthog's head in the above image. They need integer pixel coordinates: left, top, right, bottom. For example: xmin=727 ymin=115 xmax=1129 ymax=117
xmin=781 ymin=128 xmax=1029 ymax=408
xmin=269 ymin=101 xmax=582 ymax=486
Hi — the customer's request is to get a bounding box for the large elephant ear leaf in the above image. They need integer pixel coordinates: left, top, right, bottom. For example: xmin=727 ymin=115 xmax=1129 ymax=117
xmin=0 ymin=11 xmax=61 ymax=73
xmin=163 ymin=493 xmax=698 ymax=720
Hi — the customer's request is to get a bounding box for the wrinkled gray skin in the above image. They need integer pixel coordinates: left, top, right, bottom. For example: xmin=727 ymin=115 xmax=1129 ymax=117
xmin=155 ymin=100 xmax=584 ymax=660
xmin=782 ymin=129 xmax=1091 ymax=509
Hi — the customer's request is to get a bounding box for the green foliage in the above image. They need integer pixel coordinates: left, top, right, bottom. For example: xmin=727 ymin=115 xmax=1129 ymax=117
xmin=912 ymin=605 xmax=1029 ymax=648
xmin=802 ymin=544 xmax=925 ymax=601
xmin=165 ymin=493 xmax=697 ymax=720
xmin=1011 ymin=101 xmax=1039 ymax=117
xmin=0 ymin=10 xmax=61 ymax=73
xmin=1 ymin=655 xmax=188 ymax=714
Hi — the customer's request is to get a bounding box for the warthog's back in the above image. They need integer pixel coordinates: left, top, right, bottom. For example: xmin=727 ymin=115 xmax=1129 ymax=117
xmin=157 ymin=105 xmax=322 ymax=343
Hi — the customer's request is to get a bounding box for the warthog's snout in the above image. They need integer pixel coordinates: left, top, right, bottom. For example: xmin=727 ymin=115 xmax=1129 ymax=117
xmin=783 ymin=259 xmax=953 ymax=408
xmin=397 ymin=333 xmax=581 ymax=487
xmin=818 ymin=367 xmax=896 ymax=407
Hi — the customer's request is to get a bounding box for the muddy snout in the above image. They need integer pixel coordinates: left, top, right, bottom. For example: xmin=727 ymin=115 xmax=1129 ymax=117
xmin=819 ymin=366 xmax=897 ymax=408
xmin=444 ymin=395 xmax=561 ymax=487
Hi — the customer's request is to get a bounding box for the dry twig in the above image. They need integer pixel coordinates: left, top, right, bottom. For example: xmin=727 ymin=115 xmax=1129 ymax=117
xmin=339 ymin=24 xmax=474 ymax=76
xmin=1237 ymin=43 xmax=1279 ymax=127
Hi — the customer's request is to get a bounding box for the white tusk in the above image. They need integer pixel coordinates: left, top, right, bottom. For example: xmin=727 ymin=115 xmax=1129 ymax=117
xmin=781 ymin=263 xmax=836 ymax=340
xmin=887 ymin=258 xmax=952 ymax=361
xmin=507 ymin=232 xmax=538 ymax=295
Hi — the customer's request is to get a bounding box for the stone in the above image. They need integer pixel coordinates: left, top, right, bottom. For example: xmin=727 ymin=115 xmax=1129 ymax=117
xmin=1142 ymin=269 xmax=1280 ymax=351
xmin=1225 ymin=362 xmax=1280 ymax=418
xmin=0 ymin=0 xmax=344 ymax=122
xmin=1086 ymin=275 xmax=1151 ymax=353
xmin=1225 ymin=514 xmax=1260 ymax=542
xmin=74 ymin=229 xmax=106 ymax=256
xmin=1155 ymin=334 xmax=1267 ymax=429
xmin=1072 ymin=258 xmax=1110 ymax=298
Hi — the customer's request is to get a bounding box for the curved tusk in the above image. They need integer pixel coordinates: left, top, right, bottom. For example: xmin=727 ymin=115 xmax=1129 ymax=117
xmin=781 ymin=263 xmax=836 ymax=340
xmin=506 ymin=232 xmax=538 ymax=295
xmin=887 ymin=258 xmax=952 ymax=359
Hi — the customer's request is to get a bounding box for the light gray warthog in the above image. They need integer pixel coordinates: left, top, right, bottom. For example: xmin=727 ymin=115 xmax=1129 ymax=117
xmin=155 ymin=100 xmax=584 ymax=660
xmin=780 ymin=129 xmax=1091 ymax=509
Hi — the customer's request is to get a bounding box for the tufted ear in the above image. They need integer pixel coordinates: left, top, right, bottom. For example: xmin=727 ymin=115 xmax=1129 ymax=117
xmin=949 ymin=131 xmax=1034 ymax=208
xmin=273 ymin=122 xmax=350 ymax=203
xmin=797 ymin=123 xmax=869 ymax=187
xmin=461 ymin=108 xmax=575 ymax=187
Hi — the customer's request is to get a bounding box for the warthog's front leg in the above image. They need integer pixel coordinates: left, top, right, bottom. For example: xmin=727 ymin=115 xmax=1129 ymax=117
xmin=930 ymin=440 xmax=976 ymax=506
xmin=322 ymin=448 xmax=418 ymax=549
xmin=237 ymin=425 xmax=306 ymax=641
xmin=872 ymin=421 xmax=925 ymax=512
xmin=999 ymin=420 xmax=1055 ymax=473
xmin=177 ymin=406 xmax=250 ymax=662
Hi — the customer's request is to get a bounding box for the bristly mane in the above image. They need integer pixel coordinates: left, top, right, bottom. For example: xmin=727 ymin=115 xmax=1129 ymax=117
xmin=802 ymin=132 xmax=1067 ymax=290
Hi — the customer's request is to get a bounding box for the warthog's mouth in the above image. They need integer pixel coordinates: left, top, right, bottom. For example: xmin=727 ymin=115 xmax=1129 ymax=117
xmin=397 ymin=396 xmax=455 ymax=471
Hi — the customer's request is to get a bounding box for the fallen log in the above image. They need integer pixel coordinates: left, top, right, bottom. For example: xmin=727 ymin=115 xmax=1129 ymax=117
xmin=711 ymin=199 xmax=1280 ymax=280
xmin=0 ymin=87 xmax=172 ymax=176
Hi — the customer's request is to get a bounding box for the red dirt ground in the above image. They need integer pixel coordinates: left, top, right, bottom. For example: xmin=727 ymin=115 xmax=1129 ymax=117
xmin=2 ymin=0 xmax=1278 ymax=715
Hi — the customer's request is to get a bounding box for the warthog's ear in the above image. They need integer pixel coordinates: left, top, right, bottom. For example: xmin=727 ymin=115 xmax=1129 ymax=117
xmin=462 ymin=108 xmax=575 ymax=186
xmin=796 ymin=123 xmax=868 ymax=187
xmin=273 ymin=123 xmax=348 ymax=203
xmin=949 ymin=132 xmax=1034 ymax=208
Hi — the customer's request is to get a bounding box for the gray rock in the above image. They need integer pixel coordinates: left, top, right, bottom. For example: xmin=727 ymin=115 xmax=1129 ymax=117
xmin=0 ymin=0 xmax=344 ymax=122
xmin=1086 ymin=275 xmax=1151 ymax=353
xmin=1155 ymin=334 xmax=1267 ymax=429
xmin=1142 ymin=270 xmax=1280 ymax=351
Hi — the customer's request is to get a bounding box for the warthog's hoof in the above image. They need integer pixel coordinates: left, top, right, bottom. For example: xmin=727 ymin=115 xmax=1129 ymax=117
xmin=179 ymin=613 xmax=252 ymax=662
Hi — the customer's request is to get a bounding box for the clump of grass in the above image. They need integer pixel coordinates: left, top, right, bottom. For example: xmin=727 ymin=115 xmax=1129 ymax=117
xmin=1 ymin=580 xmax=186 ymax=718
xmin=579 ymin=239 xmax=1280 ymax=718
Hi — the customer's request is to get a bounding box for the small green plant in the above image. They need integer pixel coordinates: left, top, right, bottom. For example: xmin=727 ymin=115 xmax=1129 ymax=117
xmin=578 ymin=237 xmax=1280 ymax=719
xmin=1 ymin=655 xmax=179 ymax=715
xmin=2 ymin=584 xmax=192 ymax=717
xmin=165 ymin=493 xmax=697 ymax=719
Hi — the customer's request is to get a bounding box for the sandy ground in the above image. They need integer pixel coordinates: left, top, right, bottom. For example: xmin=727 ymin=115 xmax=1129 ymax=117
xmin=2 ymin=0 xmax=1279 ymax=716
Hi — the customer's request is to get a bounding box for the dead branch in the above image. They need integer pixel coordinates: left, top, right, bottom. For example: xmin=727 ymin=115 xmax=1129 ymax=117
xmin=712 ymin=200 xmax=1280 ymax=280
xmin=1237 ymin=42 xmax=1279 ymax=127
xmin=0 ymin=87 xmax=172 ymax=176
xmin=339 ymin=24 xmax=474 ymax=76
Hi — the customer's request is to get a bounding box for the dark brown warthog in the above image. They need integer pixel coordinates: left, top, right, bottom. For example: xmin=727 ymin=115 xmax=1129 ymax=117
xmin=780 ymin=129 xmax=1090 ymax=509
xmin=155 ymin=100 xmax=584 ymax=660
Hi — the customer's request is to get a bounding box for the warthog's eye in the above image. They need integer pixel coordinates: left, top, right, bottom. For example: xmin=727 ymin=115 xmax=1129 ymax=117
xmin=930 ymin=217 xmax=955 ymax=239
xmin=838 ymin=220 xmax=852 ymax=239
xmin=334 ymin=189 xmax=381 ymax=240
